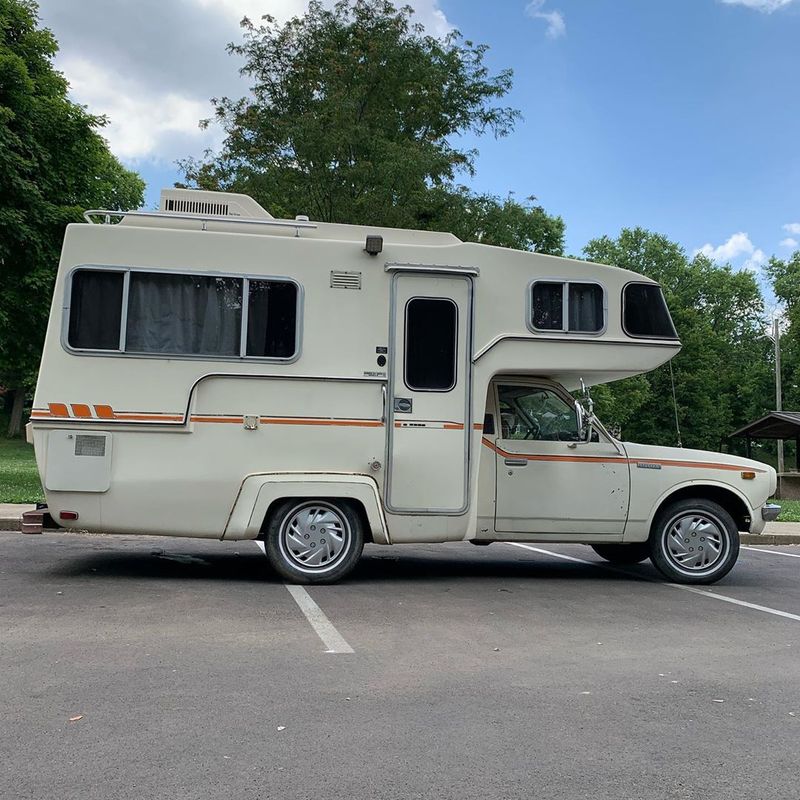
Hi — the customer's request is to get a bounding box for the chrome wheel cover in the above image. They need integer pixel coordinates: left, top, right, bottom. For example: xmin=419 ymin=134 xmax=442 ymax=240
xmin=278 ymin=502 xmax=351 ymax=574
xmin=660 ymin=510 xmax=730 ymax=577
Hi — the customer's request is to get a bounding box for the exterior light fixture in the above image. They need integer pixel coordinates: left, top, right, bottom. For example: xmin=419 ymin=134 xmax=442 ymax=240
xmin=364 ymin=235 xmax=383 ymax=256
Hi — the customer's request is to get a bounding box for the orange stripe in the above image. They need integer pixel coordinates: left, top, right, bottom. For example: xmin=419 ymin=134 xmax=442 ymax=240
xmin=483 ymin=438 xmax=765 ymax=473
xmin=94 ymin=404 xmax=115 ymax=419
xmin=473 ymin=423 xmax=484 ymax=430
xmin=113 ymin=413 xmax=183 ymax=422
xmin=262 ymin=417 xmax=383 ymax=428
xmin=30 ymin=410 xmax=51 ymax=418
xmin=48 ymin=403 xmax=69 ymax=417
xmin=191 ymin=415 xmax=243 ymax=424
xmin=71 ymin=403 xmax=92 ymax=418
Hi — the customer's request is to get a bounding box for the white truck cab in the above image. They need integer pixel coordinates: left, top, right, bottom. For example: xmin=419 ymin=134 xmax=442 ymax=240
xmin=28 ymin=189 xmax=778 ymax=585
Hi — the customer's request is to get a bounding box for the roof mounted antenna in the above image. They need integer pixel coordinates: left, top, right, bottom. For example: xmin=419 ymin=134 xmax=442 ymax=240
xmin=669 ymin=361 xmax=683 ymax=448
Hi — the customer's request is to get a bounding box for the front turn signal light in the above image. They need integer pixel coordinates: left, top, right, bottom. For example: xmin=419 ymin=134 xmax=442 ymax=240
xmin=741 ymin=471 xmax=756 ymax=480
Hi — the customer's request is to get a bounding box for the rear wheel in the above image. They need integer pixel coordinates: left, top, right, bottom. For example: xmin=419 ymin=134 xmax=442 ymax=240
xmin=590 ymin=543 xmax=650 ymax=564
xmin=649 ymin=498 xmax=739 ymax=585
xmin=264 ymin=499 xmax=364 ymax=584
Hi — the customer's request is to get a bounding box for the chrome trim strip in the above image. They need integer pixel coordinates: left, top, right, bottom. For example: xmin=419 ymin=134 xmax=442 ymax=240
xmin=384 ymin=262 xmax=480 ymax=276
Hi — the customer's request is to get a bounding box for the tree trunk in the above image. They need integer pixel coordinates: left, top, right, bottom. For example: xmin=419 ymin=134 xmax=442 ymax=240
xmin=7 ymin=388 xmax=25 ymax=438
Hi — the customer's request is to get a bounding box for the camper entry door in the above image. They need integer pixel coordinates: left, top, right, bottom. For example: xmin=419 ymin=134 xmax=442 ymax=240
xmin=386 ymin=273 xmax=473 ymax=514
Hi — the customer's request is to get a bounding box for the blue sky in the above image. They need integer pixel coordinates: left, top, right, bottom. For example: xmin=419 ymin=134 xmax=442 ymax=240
xmin=38 ymin=0 xmax=800 ymax=280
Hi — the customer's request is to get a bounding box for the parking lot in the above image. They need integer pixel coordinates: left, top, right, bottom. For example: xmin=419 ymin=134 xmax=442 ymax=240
xmin=2 ymin=533 xmax=799 ymax=800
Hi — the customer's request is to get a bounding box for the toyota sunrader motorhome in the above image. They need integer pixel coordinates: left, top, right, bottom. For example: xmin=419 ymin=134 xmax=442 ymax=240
xmin=28 ymin=189 xmax=779 ymax=584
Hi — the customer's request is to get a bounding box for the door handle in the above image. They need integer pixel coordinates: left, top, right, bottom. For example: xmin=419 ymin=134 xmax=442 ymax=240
xmin=504 ymin=459 xmax=527 ymax=467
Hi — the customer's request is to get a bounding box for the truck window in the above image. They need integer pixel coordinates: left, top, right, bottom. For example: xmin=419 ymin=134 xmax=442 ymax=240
xmin=405 ymin=297 xmax=457 ymax=391
xmin=497 ymin=385 xmax=579 ymax=441
xmin=67 ymin=270 xmax=124 ymax=350
xmin=531 ymin=281 xmax=604 ymax=334
xmin=623 ymin=283 xmax=677 ymax=339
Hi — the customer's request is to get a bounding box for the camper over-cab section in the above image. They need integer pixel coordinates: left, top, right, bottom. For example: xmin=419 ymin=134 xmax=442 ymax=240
xmin=30 ymin=189 xmax=777 ymax=586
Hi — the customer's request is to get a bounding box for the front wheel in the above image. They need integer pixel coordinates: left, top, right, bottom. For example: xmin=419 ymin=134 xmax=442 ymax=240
xmin=264 ymin=499 xmax=364 ymax=584
xmin=649 ymin=499 xmax=739 ymax=585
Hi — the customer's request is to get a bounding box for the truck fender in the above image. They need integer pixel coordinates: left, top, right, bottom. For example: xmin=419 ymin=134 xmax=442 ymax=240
xmin=222 ymin=472 xmax=391 ymax=544
xmin=624 ymin=479 xmax=754 ymax=543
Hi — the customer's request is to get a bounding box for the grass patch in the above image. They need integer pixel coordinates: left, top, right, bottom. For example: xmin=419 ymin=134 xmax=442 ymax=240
xmin=772 ymin=498 xmax=800 ymax=523
xmin=0 ymin=438 xmax=44 ymax=504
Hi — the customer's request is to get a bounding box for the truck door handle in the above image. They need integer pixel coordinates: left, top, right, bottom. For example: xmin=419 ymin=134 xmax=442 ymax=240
xmin=504 ymin=459 xmax=527 ymax=467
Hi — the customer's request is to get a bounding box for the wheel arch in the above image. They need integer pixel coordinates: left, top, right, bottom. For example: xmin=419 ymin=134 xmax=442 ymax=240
xmin=647 ymin=482 xmax=752 ymax=536
xmin=222 ymin=473 xmax=390 ymax=544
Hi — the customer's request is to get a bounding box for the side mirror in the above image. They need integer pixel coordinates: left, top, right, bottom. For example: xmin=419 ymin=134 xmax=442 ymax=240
xmin=574 ymin=400 xmax=593 ymax=442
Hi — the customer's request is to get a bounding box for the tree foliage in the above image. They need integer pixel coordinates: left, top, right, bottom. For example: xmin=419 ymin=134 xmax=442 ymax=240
xmin=180 ymin=0 xmax=563 ymax=254
xmin=765 ymin=251 xmax=800 ymax=412
xmin=0 ymin=0 xmax=144 ymax=433
xmin=585 ymin=228 xmax=773 ymax=451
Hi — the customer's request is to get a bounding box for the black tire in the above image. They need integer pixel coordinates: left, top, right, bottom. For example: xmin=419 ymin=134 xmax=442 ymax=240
xmin=264 ymin=499 xmax=364 ymax=584
xmin=649 ymin=498 xmax=739 ymax=585
xmin=590 ymin=543 xmax=650 ymax=564
xmin=470 ymin=540 xmax=492 ymax=546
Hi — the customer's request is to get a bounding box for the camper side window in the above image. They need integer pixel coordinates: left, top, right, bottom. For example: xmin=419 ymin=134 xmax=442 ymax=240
xmin=530 ymin=281 xmax=604 ymax=334
xmin=404 ymin=297 xmax=457 ymax=391
xmin=67 ymin=270 xmax=124 ymax=350
xmin=67 ymin=268 xmax=300 ymax=360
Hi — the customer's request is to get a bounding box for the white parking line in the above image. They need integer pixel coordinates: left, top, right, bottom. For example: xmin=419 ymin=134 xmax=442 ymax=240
xmin=284 ymin=584 xmax=354 ymax=654
xmin=743 ymin=546 xmax=800 ymax=559
xmin=506 ymin=542 xmax=800 ymax=624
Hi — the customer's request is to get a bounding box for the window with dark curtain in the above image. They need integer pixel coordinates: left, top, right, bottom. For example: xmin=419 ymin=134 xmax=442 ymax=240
xmin=125 ymin=272 xmax=243 ymax=355
xmin=405 ymin=298 xmax=457 ymax=391
xmin=531 ymin=282 xmax=563 ymax=330
xmin=623 ymin=283 xmax=678 ymax=338
xmin=246 ymin=280 xmax=298 ymax=358
xmin=68 ymin=270 xmax=124 ymax=350
xmin=568 ymin=283 xmax=604 ymax=332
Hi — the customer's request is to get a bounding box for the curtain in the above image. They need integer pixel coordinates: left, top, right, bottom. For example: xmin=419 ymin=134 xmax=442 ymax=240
xmin=126 ymin=273 xmax=242 ymax=356
xmin=568 ymin=283 xmax=603 ymax=333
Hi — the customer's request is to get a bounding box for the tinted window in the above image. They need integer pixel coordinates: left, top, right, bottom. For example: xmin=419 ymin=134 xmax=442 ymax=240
xmin=568 ymin=283 xmax=604 ymax=332
xmin=405 ymin=298 xmax=457 ymax=391
xmin=246 ymin=280 xmax=298 ymax=358
xmin=531 ymin=282 xmax=563 ymax=330
xmin=623 ymin=283 xmax=677 ymax=338
xmin=126 ymin=272 xmax=243 ymax=355
xmin=68 ymin=270 xmax=124 ymax=350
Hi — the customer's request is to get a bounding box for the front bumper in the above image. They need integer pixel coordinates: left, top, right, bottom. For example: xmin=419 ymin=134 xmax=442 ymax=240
xmin=761 ymin=503 xmax=781 ymax=522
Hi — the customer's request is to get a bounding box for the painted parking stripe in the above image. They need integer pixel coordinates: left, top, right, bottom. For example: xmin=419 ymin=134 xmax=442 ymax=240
xmin=506 ymin=543 xmax=800 ymax=624
xmin=284 ymin=585 xmax=354 ymax=654
xmin=742 ymin=546 xmax=800 ymax=559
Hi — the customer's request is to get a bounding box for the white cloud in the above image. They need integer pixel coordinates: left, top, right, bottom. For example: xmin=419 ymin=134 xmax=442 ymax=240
xmin=37 ymin=0 xmax=454 ymax=163
xmin=525 ymin=0 xmax=566 ymax=38
xmin=695 ymin=231 xmax=758 ymax=263
xmin=720 ymin=0 xmax=795 ymax=11
xmin=741 ymin=248 xmax=766 ymax=272
xmin=781 ymin=237 xmax=799 ymax=248
xmin=784 ymin=222 xmax=800 ymax=235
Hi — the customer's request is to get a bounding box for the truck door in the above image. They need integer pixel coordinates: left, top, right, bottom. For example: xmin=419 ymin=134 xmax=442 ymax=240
xmin=492 ymin=382 xmax=630 ymax=535
xmin=386 ymin=272 xmax=473 ymax=513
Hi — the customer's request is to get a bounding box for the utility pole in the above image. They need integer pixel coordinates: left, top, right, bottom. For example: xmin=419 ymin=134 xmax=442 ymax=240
xmin=774 ymin=316 xmax=784 ymax=475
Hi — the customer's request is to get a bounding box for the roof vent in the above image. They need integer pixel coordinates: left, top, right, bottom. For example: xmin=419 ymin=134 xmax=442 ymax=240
xmin=330 ymin=271 xmax=362 ymax=290
xmin=159 ymin=189 xmax=274 ymax=220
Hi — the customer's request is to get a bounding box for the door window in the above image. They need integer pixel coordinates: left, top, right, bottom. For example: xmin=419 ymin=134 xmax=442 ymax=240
xmin=497 ymin=385 xmax=580 ymax=442
xmin=404 ymin=297 xmax=458 ymax=391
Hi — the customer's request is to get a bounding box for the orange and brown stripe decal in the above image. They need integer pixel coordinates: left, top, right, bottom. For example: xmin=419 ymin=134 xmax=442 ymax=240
xmin=483 ymin=438 xmax=765 ymax=473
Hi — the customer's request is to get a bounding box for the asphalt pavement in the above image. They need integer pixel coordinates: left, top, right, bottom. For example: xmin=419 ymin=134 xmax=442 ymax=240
xmin=2 ymin=533 xmax=800 ymax=800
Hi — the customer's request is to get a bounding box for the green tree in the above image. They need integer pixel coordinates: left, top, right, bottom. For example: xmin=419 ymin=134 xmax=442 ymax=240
xmin=180 ymin=0 xmax=563 ymax=254
xmin=0 ymin=0 xmax=144 ymax=436
xmin=585 ymin=228 xmax=773 ymax=452
xmin=765 ymin=251 xmax=800 ymax=413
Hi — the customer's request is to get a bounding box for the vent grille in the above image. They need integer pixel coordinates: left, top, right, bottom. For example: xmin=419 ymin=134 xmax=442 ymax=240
xmin=74 ymin=435 xmax=106 ymax=457
xmin=330 ymin=271 xmax=362 ymax=290
xmin=165 ymin=199 xmax=230 ymax=216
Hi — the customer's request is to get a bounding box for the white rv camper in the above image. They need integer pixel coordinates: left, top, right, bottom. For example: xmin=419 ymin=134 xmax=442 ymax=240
xmin=28 ymin=189 xmax=778 ymax=584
